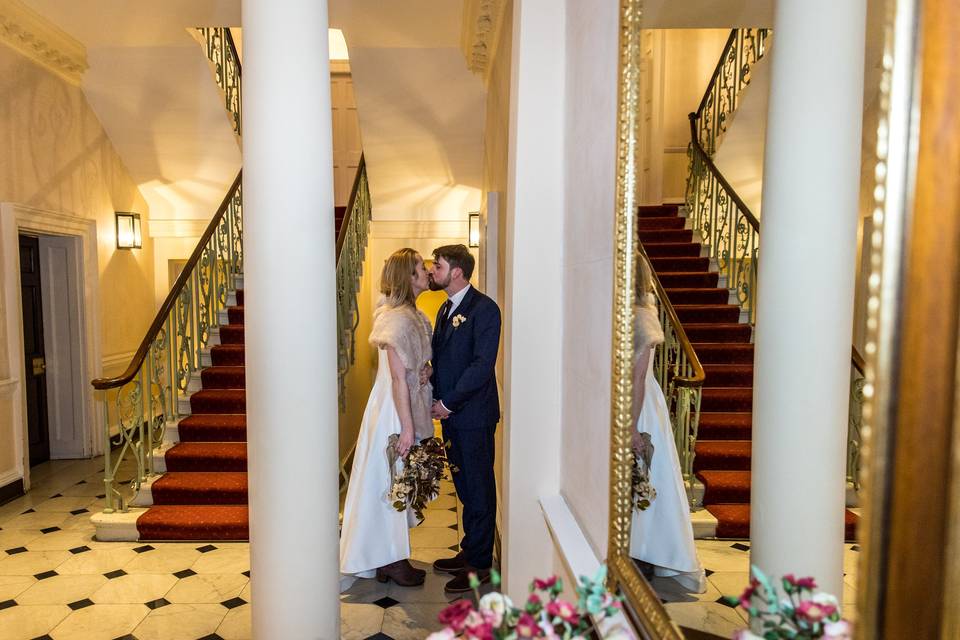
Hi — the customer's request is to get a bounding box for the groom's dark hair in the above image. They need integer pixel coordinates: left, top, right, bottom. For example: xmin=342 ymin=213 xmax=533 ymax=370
xmin=433 ymin=244 xmax=475 ymax=281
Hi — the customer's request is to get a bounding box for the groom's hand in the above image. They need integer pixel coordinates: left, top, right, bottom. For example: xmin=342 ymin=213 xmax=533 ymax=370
xmin=431 ymin=400 xmax=451 ymax=420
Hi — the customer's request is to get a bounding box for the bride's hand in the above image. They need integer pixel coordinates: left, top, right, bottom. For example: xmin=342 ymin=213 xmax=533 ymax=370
xmin=398 ymin=427 xmax=415 ymax=457
xmin=419 ymin=364 xmax=432 ymax=386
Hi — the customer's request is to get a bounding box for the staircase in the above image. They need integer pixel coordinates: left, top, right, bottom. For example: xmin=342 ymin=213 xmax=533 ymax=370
xmin=135 ymin=288 xmax=249 ymax=539
xmin=639 ymin=204 xmax=859 ymax=539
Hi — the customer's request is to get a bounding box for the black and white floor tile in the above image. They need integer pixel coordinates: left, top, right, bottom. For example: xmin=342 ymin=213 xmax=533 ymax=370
xmin=0 ymin=458 xmax=463 ymax=640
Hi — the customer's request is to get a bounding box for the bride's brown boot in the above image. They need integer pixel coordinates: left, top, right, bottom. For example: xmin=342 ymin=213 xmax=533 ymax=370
xmin=376 ymin=559 xmax=426 ymax=586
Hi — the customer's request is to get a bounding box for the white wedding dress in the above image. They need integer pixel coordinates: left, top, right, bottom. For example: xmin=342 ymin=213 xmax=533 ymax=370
xmin=339 ymin=347 xmax=417 ymax=581
xmin=629 ymin=347 xmax=707 ymax=593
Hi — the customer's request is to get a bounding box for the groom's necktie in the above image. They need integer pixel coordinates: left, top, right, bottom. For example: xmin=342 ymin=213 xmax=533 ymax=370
xmin=438 ymin=300 xmax=452 ymax=328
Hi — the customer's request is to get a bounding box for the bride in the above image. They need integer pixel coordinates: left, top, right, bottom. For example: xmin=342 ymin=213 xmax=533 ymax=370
xmin=340 ymin=248 xmax=436 ymax=587
xmin=629 ymin=255 xmax=706 ymax=593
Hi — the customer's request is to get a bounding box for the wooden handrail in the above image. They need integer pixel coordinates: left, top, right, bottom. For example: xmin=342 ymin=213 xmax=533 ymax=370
xmin=851 ymin=345 xmax=866 ymax=375
xmin=637 ymin=241 xmax=706 ymax=388
xmin=92 ymin=172 xmax=242 ymax=391
xmin=336 ymin=154 xmax=366 ymax=259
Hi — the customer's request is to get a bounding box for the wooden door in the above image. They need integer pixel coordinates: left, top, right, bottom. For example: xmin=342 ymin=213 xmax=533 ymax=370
xmin=19 ymin=234 xmax=50 ymax=466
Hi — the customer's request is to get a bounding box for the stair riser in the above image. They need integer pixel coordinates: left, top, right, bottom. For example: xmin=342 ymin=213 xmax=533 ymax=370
xmin=638 ymin=217 xmax=686 ymax=231
xmin=657 ymin=273 xmax=719 ymax=288
xmin=675 ymin=307 xmax=741 ymax=324
xmin=190 ymin=396 xmax=246 ymax=414
xmin=700 ymin=392 xmax=753 ymax=413
xmin=643 ymin=243 xmax=702 ymax=258
xmin=152 ymin=488 xmax=248 ymax=505
xmin=649 ymin=257 xmax=711 ymax=273
xmin=236 ymin=290 xmax=244 ymax=305
xmin=694 ymin=453 xmax=751 ymax=472
xmin=137 ymin=522 xmax=249 ymax=541
xmin=165 ymin=457 xmax=247 ymax=472
xmin=640 ymin=230 xmax=693 ymax=243
xmin=702 ymin=483 xmax=750 ymax=504
xmin=200 ymin=370 xmax=246 ymax=389
xmin=211 ymin=348 xmax=245 ymax=367
xmin=219 ymin=326 xmax=245 ymax=345
xmin=178 ymin=426 xmax=247 ymax=442
xmin=699 ymin=425 xmax=753 ymax=440
xmin=684 ymin=326 xmax=753 ymax=343
xmin=702 ymin=368 xmax=754 ymax=387
xmin=692 ymin=345 xmax=755 ymax=364
xmin=664 ymin=289 xmax=730 ymax=305
xmin=638 ymin=205 xmax=679 ymax=218
xmin=227 ymin=307 xmax=244 ymax=324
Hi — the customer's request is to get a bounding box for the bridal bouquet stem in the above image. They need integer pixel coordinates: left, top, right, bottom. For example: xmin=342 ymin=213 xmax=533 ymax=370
xmin=428 ymin=565 xmax=625 ymax=640
xmin=387 ymin=435 xmax=450 ymax=524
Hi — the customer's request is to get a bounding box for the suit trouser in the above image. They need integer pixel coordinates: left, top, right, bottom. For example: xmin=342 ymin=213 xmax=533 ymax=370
xmin=443 ymin=422 xmax=497 ymax=570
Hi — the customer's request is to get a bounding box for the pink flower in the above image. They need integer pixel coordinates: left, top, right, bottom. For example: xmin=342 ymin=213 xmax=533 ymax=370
xmin=516 ymin=613 xmax=541 ymax=637
xmin=525 ymin=593 xmax=543 ymax=613
xmin=438 ymin=600 xmax=475 ymax=631
xmin=738 ymin=578 xmax=760 ymax=608
xmin=534 ymin=576 xmax=558 ymax=591
xmin=796 ymin=599 xmax=838 ymax=624
xmin=464 ymin=621 xmax=494 ymax=640
xmin=784 ymin=573 xmax=818 ymax=590
xmin=426 ymin=630 xmax=457 ymax=640
xmin=823 ymin=619 xmax=854 ymax=639
xmin=546 ymin=599 xmax=580 ymax=625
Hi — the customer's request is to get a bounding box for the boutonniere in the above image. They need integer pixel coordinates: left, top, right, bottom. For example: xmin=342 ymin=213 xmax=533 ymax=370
xmin=451 ymin=314 xmax=467 ymax=328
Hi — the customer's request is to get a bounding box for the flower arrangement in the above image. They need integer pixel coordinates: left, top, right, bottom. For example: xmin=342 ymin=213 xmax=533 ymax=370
xmin=725 ymin=566 xmax=853 ymax=640
xmin=386 ymin=435 xmax=450 ymax=524
xmin=427 ymin=565 xmax=626 ymax=640
xmin=631 ymin=431 xmax=656 ymax=511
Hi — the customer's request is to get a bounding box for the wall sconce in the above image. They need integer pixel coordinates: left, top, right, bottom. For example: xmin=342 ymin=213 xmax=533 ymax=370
xmin=115 ymin=212 xmax=142 ymax=250
xmin=468 ymin=212 xmax=480 ymax=248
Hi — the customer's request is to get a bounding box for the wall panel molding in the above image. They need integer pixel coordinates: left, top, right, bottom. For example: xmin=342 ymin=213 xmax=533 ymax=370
xmin=461 ymin=0 xmax=508 ymax=79
xmin=0 ymin=0 xmax=88 ymax=85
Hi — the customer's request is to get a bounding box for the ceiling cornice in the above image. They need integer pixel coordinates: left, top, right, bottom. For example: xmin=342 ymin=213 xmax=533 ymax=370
xmin=0 ymin=0 xmax=88 ymax=85
xmin=460 ymin=0 xmax=507 ymax=80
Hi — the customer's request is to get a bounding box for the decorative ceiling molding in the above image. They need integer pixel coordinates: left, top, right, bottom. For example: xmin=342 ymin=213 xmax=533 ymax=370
xmin=0 ymin=0 xmax=88 ymax=85
xmin=460 ymin=0 xmax=507 ymax=79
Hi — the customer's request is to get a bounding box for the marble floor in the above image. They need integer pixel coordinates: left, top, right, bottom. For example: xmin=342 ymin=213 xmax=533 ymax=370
xmin=0 ymin=458 xmax=462 ymax=640
xmin=652 ymin=539 xmax=861 ymax=638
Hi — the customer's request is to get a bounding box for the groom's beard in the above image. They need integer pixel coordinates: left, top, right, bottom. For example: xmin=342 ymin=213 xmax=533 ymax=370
xmin=428 ymin=275 xmax=448 ymax=291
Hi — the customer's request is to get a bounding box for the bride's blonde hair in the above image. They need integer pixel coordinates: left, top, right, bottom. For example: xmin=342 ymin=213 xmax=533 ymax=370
xmin=636 ymin=254 xmax=656 ymax=307
xmin=380 ymin=248 xmax=420 ymax=308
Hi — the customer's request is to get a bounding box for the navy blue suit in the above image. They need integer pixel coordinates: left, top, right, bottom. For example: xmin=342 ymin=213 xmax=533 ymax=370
xmin=431 ymin=286 xmax=501 ymax=569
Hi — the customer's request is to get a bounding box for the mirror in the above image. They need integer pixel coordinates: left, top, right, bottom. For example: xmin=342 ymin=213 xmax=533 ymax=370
xmin=604 ymin=0 xmax=946 ymax=637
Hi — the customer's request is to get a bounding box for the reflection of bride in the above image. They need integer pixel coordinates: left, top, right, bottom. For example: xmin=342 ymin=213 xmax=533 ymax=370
xmin=628 ymin=256 xmax=706 ymax=593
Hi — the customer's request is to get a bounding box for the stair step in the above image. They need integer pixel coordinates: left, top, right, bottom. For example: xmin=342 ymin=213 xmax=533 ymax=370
xmin=697 ymin=470 xmax=751 ymax=503
xmin=701 ymin=387 xmax=753 ymax=412
xmin=165 ymin=442 xmax=247 ymax=472
xmin=683 ymin=323 xmax=752 ymax=343
xmin=664 ymin=288 xmax=730 ymax=305
xmin=637 ymin=216 xmax=686 ymax=231
xmin=674 ymin=304 xmax=741 ymax=324
xmin=692 ymin=343 xmax=755 ymax=364
xmin=698 ymin=412 xmax=752 ymax=439
xmin=227 ymin=306 xmax=244 ymax=324
xmin=649 ymin=256 xmax=711 ymax=273
xmin=137 ymin=505 xmax=249 ymax=540
xmin=702 ymin=364 xmax=754 ymax=387
xmin=638 ymin=204 xmax=679 ymax=217
xmin=237 ymin=289 xmax=244 ymax=305
xmin=656 ymin=272 xmax=719 ymax=288
xmin=219 ymin=324 xmax=245 ymax=345
xmin=210 ymin=345 xmax=245 ymax=366
xmin=190 ymin=389 xmax=245 ymax=414
xmin=643 ymin=242 xmax=702 ymax=258
xmin=178 ymin=415 xmax=246 ymax=442
xmin=200 ymin=366 xmax=246 ymax=390
xmin=639 ymin=229 xmax=693 ymax=244
xmin=694 ymin=440 xmax=751 ymax=472
xmin=704 ymin=504 xmax=859 ymax=540
xmin=151 ymin=472 xmax=248 ymax=505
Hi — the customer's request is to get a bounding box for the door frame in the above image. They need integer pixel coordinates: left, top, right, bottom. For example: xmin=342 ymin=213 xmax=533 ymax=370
xmin=0 ymin=203 xmax=101 ymax=491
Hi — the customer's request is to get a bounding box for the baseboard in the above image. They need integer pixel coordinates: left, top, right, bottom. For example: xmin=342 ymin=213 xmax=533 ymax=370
xmin=0 ymin=477 xmax=24 ymax=506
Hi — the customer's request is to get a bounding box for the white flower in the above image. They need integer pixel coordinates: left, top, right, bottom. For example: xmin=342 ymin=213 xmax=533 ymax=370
xmin=731 ymin=631 xmax=764 ymax=640
xmin=425 ymin=629 xmax=456 ymax=640
xmin=479 ymin=592 xmax=513 ymax=619
xmin=451 ymin=314 xmax=467 ymax=328
xmin=812 ymin=592 xmax=840 ymax=608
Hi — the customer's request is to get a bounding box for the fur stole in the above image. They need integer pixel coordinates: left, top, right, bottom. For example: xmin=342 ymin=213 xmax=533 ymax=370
xmin=634 ymin=297 xmax=665 ymax=368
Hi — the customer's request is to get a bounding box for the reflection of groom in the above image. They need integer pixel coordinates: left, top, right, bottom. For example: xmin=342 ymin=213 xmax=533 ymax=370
xmin=428 ymin=244 xmax=502 ymax=594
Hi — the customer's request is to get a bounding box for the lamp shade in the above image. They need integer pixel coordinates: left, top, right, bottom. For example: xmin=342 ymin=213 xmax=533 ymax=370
xmin=468 ymin=212 xmax=480 ymax=248
xmin=116 ymin=212 xmax=142 ymax=249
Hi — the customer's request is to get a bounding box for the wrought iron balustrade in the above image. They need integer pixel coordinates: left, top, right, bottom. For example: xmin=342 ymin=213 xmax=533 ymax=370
xmin=91 ymin=175 xmax=243 ymax=512
xmin=197 ymin=27 xmax=242 ymax=137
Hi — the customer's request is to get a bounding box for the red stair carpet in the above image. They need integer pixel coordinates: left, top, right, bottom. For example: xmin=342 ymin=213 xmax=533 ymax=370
xmin=639 ymin=205 xmax=858 ymax=540
xmin=136 ymin=289 xmax=249 ymax=540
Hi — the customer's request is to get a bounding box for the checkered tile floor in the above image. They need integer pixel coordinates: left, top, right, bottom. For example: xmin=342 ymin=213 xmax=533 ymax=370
xmin=0 ymin=458 xmax=464 ymax=640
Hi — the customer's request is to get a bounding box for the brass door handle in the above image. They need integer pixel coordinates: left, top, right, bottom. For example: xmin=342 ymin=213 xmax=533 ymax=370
xmin=31 ymin=357 xmax=45 ymax=376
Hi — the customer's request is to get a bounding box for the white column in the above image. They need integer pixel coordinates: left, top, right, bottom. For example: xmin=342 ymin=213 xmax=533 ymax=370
xmin=242 ymin=2 xmax=339 ymax=638
xmin=501 ymin=0 xmax=565 ymax=599
xmin=751 ymin=0 xmax=866 ymax=599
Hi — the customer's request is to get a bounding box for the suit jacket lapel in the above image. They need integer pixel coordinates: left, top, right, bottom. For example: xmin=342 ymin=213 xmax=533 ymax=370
xmin=440 ymin=287 xmax=478 ymax=347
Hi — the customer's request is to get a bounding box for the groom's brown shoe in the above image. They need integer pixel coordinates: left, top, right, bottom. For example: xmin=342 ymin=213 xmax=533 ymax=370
xmin=432 ymin=551 xmax=466 ymax=574
xmin=443 ymin=567 xmax=491 ymax=594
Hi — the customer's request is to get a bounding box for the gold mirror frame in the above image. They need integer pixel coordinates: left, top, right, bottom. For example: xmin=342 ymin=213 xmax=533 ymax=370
xmin=604 ymin=0 xmax=951 ymax=636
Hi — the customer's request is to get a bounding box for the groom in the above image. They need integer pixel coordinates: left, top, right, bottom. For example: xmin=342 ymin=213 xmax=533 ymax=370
xmin=428 ymin=244 xmax=501 ymax=594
